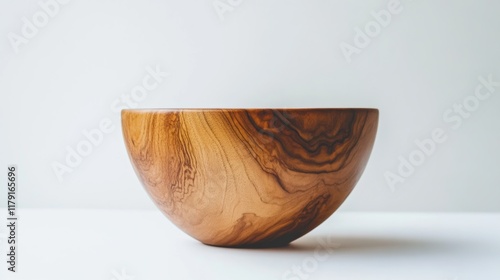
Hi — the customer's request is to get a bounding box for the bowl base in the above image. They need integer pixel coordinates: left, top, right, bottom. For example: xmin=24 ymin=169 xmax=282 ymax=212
xmin=201 ymin=241 xmax=292 ymax=249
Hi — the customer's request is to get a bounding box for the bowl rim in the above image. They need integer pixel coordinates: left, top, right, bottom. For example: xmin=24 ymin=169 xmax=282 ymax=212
xmin=122 ymin=108 xmax=379 ymax=113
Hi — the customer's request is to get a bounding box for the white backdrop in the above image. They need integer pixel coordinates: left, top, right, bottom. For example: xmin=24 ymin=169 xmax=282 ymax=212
xmin=1 ymin=0 xmax=499 ymax=211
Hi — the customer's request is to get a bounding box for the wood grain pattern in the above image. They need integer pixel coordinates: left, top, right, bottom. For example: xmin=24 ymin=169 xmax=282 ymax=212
xmin=122 ymin=109 xmax=378 ymax=247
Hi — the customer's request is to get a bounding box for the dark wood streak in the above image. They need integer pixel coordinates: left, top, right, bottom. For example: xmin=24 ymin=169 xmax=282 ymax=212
xmin=122 ymin=108 xmax=378 ymax=247
xmin=240 ymin=110 xmax=368 ymax=172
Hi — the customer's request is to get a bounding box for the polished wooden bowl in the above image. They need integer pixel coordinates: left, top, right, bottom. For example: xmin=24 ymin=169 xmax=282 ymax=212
xmin=122 ymin=108 xmax=378 ymax=247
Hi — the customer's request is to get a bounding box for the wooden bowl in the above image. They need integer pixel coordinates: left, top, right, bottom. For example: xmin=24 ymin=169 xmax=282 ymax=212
xmin=122 ymin=108 xmax=378 ymax=247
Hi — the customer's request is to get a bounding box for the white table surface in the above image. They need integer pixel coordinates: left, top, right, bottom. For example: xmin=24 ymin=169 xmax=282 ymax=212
xmin=0 ymin=210 xmax=498 ymax=280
